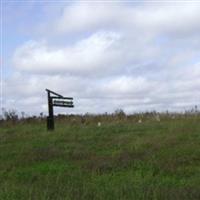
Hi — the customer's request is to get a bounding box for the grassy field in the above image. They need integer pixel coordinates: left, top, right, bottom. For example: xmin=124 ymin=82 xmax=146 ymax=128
xmin=0 ymin=115 xmax=200 ymax=200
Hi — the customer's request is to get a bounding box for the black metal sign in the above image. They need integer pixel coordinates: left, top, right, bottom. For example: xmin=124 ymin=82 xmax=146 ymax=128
xmin=46 ymin=89 xmax=74 ymax=131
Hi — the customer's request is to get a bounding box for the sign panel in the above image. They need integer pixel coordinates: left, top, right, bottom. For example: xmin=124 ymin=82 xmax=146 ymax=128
xmin=53 ymin=100 xmax=74 ymax=107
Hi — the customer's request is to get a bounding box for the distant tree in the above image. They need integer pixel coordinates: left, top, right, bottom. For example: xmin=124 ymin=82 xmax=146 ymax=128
xmin=2 ymin=108 xmax=18 ymax=122
xmin=114 ymin=108 xmax=126 ymax=119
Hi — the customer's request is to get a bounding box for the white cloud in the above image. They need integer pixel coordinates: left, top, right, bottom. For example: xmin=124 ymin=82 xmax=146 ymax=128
xmin=52 ymin=2 xmax=200 ymax=38
xmin=56 ymin=2 xmax=118 ymax=34
xmin=100 ymin=76 xmax=155 ymax=96
xmin=4 ymin=2 xmax=200 ymax=114
xmin=4 ymin=61 xmax=200 ymax=115
xmin=13 ymin=31 xmax=125 ymax=75
xmin=13 ymin=29 xmax=161 ymax=77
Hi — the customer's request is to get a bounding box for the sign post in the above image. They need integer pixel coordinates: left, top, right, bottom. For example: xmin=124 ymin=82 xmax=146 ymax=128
xmin=46 ymin=89 xmax=74 ymax=131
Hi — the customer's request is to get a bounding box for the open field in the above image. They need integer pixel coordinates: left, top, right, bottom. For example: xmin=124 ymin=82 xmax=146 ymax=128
xmin=0 ymin=114 xmax=200 ymax=200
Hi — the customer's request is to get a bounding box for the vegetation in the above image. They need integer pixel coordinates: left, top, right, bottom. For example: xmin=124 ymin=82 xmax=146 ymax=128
xmin=0 ymin=111 xmax=200 ymax=200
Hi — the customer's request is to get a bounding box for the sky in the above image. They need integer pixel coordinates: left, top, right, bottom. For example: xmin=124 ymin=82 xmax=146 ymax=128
xmin=1 ymin=0 xmax=200 ymax=116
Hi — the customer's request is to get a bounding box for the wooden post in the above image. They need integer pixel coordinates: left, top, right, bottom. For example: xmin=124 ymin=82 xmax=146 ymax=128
xmin=47 ymin=90 xmax=54 ymax=130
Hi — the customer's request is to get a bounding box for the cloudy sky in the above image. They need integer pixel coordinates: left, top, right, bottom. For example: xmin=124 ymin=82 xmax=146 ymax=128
xmin=1 ymin=1 xmax=200 ymax=116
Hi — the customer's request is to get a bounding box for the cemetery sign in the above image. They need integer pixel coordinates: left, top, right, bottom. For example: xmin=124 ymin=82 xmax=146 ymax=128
xmin=46 ymin=89 xmax=74 ymax=131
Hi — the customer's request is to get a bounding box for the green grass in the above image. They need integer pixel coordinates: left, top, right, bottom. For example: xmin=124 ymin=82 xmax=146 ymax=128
xmin=0 ymin=116 xmax=200 ymax=200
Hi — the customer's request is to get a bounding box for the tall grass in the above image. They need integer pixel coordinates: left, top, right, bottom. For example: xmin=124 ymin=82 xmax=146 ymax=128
xmin=0 ymin=112 xmax=200 ymax=199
